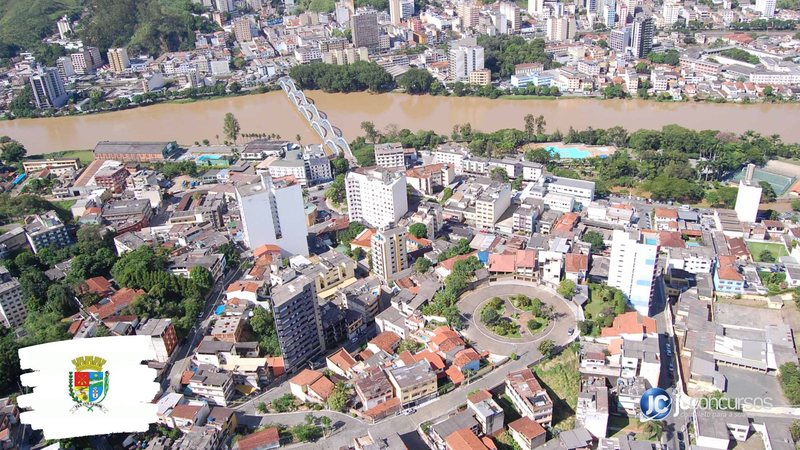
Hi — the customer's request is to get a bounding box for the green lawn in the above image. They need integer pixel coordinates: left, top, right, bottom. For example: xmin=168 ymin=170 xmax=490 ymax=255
xmin=533 ymin=349 xmax=580 ymax=431
xmin=32 ymin=149 xmax=94 ymax=164
xmin=746 ymin=241 xmax=788 ymax=261
xmin=52 ymin=199 xmax=76 ymax=211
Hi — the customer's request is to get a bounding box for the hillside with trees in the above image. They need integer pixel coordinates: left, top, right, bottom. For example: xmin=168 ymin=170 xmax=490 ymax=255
xmin=0 ymin=0 xmax=81 ymax=60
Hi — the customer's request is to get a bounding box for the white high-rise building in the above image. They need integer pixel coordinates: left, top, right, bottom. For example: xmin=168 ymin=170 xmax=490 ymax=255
xmin=236 ymin=174 xmax=309 ymax=256
xmin=529 ymin=0 xmax=545 ymax=15
xmin=546 ymin=16 xmax=576 ymax=41
xmin=345 ymin=167 xmax=408 ymax=229
xmin=448 ymin=44 xmax=485 ymax=81
xmin=499 ymin=2 xmax=522 ymax=32
xmin=29 ymin=66 xmax=68 ymax=109
xmin=0 ymin=267 xmax=25 ymax=329
xmin=755 ymin=0 xmax=776 ymax=17
xmin=662 ymin=0 xmax=682 ymax=26
xmin=602 ymin=0 xmax=617 ymax=27
xmin=390 ymin=0 xmax=414 ymax=24
xmin=371 ymin=227 xmax=408 ymax=281
xmin=608 ymin=230 xmax=658 ymax=316
xmin=57 ymin=15 xmax=72 ymax=40
xmin=735 ymin=164 xmax=762 ymax=223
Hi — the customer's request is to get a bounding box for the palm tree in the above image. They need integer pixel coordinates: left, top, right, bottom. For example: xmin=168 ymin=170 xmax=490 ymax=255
xmin=320 ymin=416 xmax=332 ymax=437
xmin=643 ymin=420 xmax=664 ymax=441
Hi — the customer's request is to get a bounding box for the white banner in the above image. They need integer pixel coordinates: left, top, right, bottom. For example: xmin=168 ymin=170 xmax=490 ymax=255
xmin=17 ymin=335 xmax=160 ymax=439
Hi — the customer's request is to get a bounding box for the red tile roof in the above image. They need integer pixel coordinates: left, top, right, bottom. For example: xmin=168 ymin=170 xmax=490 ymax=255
xmin=170 ymin=404 xmax=202 ymax=420
xmin=253 ymin=244 xmax=281 ymax=259
xmin=87 ymin=288 xmax=145 ymax=320
xmin=350 ymin=228 xmax=376 ymax=249
xmin=289 ymin=369 xmax=323 ymax=387
xmin=654 ymin=207 xmax=678 ymax=219
xmin=81 ymin=276 xmax=114 ymax=296
xmin=488 ymin=253 xmax=516 ymax=273
xmin=415 ymin=350 xmax=445 ymax=371
xmin=717 ymin=255 xmax=743 ymax=281
xmin=180 ymin=371 xmax=194 ymax=386
xmin=327 ymin=348 xmax=357 ymax=372
xmin=509 ymin=417 xmax=546 ymax=440
xmin=308 ymin=376 xmax=335 ymax=400
xmin=564 ymin=253 xmax=589 ymax=273
xmin=363 ymin=397 xmax=401 ymax=419
xmin=440 ymin=252 xmax=477 ymax=272
xmin=226 ymin=281 xmax=258 ymax=294
xmin=600 ymin=312 xmax=657 ymax=337
xmin=515 ymin=249 xmax=536 ymax=269
xmin=369 ymin=331 xmax=402 ymax=354
xmin=446 ymin=428 xmax=489 ymax=450
xmin=659 ymin=231 xmax=686 ymax=249
xmin=453 ymin=348 xmax=481 ymax=368
xmin=236 ymin=427 xmax=280 ymax=450
xmin=467 ymin=389 xmax=492 ymax=404
xmin=446 ymin=365 xmax=465 ymax=384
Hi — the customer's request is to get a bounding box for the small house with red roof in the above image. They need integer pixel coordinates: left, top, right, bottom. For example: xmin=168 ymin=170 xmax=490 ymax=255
xmin=288 ymin=369 xmax=334 ymax=404
xmin=429 ymin=326 xmax=466 ymax=362
xmin=564 ymin=253 xmax=589 ymax=284
xmin=453 ymin=348 xmax=481 ymax=372
xmin=598 ymin=312 xmax=658 ymax=342
xmin=78 ymin=276 xmax=115 ymax=298
xmin=508 ymin=417 xmax=547 ymax=450
xmin=714 ymin=255 xmax=744 ymax=295
xmin=233 ymin=426 xmax=280 ymax=450
xmin=326 ymin=348 xmax=358 ymax=379
xmin=367 ymin=331 xmax=402 ymax=355
xmin=87 ymin=287 xmax=146 ymax=320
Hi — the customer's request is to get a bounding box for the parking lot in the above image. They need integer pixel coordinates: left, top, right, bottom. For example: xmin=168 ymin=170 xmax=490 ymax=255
xmin=718 ymin=365 xmax=787 ymax=406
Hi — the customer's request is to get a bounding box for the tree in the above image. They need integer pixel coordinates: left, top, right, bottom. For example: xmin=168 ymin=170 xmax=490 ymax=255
xmin=325 ymin=174 xmax=347 ymax=206
xmin=256 ymin=402 xmax=267 ymax=413
xmin=320 ymin=416 xmax=332 ymax=437
xmin=0 ymin=140 xmax=26 ymax=163
xmin=415 ymin=257 xmax=432 ymax=273
xmin=223 ymin=112 xmax=240 ymax=143
xmin=189 ymin=266 xmax=213 ymax=293
xmin=790 ymin=421 xmax=800 ymax=442
xmin=760 ymin=181 xmax=776 ymax=203
xmin=557 ymin=279 xmax=577 ymax=299
xmin=780 ymin=363 xmax=800 ymax=405
xmin=489 ymin=167 xmax=508 ymax=182
xmin=272 ymin=393 xmax=297 ymax=412
xmin=409 ymin=223 xmax=428 ymax=239
xmin=792 ymin=199 xmax=800 ymax=212
xmin=331 ymin=156 xmax=349 ymax=176
xmin=327 ymin=383 xmax=350 ymax=411
xmin=534 ymin=115 xmax=546 ymax=135
xmin=524 ymin=114 xmax=535 ymax=137
xmin=525 ymin=147 xmax=551 ymax=164
xmin=361 ymin=121 xmax=378 ymax=143
xmin=603 ymin=83 xmax=628 ymax=99
xmin=643 ymin=420 xmax=664 ymax=440
xmin=760 ymin=249 xmax=776 ymax=263
xmin=582 ymin=231 xmax=606 ymax=253
xmin=398 ymin=68 xmax=434 ymax=94
xmin=538 ymin=339 xmax=555 ymax=357
xmin=481 ymin=306 xmax=501 ymax=325
xmin=229 ymin=82 xmax=242 ymax=94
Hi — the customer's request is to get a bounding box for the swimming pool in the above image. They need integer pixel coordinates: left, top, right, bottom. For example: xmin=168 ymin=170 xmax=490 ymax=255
xmin=198 ymin=154 xmax=223 ymax=161
xmin=546 ymin=145 xmax=594 ymax=159
xmin=645 ymin=238 xmax=658 ymax=245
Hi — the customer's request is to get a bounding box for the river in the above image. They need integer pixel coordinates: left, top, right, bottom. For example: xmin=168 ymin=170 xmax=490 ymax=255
xmin=2 ymin=90 xmax=800 ymax=155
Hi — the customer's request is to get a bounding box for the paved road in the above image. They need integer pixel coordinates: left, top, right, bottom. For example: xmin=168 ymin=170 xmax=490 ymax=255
xmin=164 ymin=264 xmax=245 ymax=391
xmin=458 ymin=281 xmax=577 ymax=355
xmin=233 ymin=280 xmax=580 ymax=448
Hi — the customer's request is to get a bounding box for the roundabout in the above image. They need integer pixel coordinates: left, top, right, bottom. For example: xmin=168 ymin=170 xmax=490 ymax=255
xmin=457 ymin=280 xmax=578 ymax=356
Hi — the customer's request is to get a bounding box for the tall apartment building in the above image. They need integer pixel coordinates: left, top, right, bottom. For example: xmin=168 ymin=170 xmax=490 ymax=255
xmin=107 ymin=48 xmax=130 ymax=73
xmin=352 ymin=10 xmax=380 ymax=49
xmin=735 ymin=164 xmax=762 ymax=223
xmin=546 ymin=16 xmax=576 ymax=42
xmin=601 ymin=0 xmax=617 ymax=27
xmin=448 ymin=43 xmax=485 ymax=81
xmin=371 ymin=227 xmax=408 ymax=281
xmin=56 ymin=56 xmax=75 ymax=81
xmin=374 ymin=143 xmax=406 ymax=168
xmin=755 ymin=0 xmax=776 ymax=17
xmin=57 ymin=15 xmax=72 ymax=40
xmin=608 ymin=229 xmax=658 ymax=316
xmin=475 ymin=182 xmax=512 ymax=231
xmin=458 ymin=2 xmax=480 ymax=29
xmin=23 ymin=211 xmax=73 ymax=254
xmin=630 ymin=15 xmax=654 ymax=58
xmin=609 ymin=27 xmax=631 ymax=54
xmin=233 ymin=17 xmax=253 ymax=42
xmin=499 ymin=2 xmax=522 ymax=32
xmin=345 ymin=167 xmax=408 ymax=229
xmin=236 ymin=174 xmax=309 ymax=256
xmin=270 ymin=276 xmax=325 ymax=370
xmin=390 ymin=0 xmax=414 ymax=24
xmin=322 ymin=47 xmax=369 ymax=65
xmin=70 ymin=47 xmax=102 ymax=75
xmin=662 ymin=0 xmax=682 ymax=26
xmin=0 ymin=267 xmax=25 ymax=329
xmin=529 ymin=0 xmax=545 ymax=15
xmin=29 ymin=67 xmax=68 ymax=109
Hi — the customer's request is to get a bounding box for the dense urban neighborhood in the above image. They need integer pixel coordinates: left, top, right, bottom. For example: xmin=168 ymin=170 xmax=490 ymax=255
xmin=0 ymin=0 xmax=800 ymax=450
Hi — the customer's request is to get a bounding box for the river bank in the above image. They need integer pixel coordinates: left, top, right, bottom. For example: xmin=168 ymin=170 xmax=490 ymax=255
xmin=2 ymin=90 xmax=800 ymax=154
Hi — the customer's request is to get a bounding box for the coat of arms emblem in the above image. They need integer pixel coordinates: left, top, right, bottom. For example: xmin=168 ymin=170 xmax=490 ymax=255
xmin=68 ymin=356 xmax=109 ymax=412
